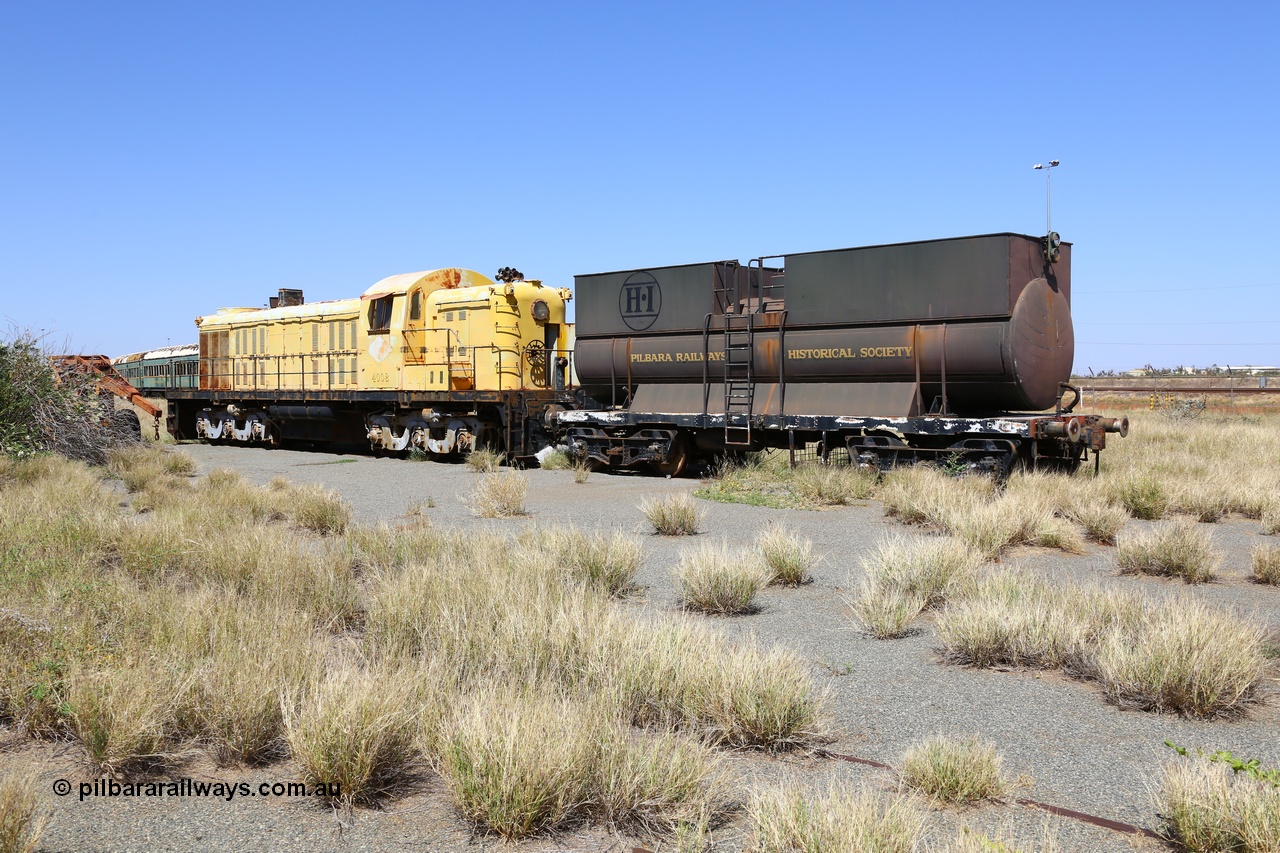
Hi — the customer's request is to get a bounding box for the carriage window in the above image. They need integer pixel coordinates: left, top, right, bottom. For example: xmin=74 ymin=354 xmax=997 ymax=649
xmin=368 ymin=296 xmax=393 ymax=333
xmin=409 ymin=290 xmax=421 ymax=321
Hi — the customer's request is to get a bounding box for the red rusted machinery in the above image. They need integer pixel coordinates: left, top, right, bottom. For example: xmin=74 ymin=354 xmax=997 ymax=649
xmin=51 ymin=354 xmax=162 ymax=440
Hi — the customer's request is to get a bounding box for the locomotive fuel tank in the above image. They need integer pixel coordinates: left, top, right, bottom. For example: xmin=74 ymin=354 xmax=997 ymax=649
xmin=574 ymin=233 xmax=1072 ymax=416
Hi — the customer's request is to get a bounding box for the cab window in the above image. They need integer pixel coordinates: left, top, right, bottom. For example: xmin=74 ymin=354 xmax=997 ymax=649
xmin=409 ymin=290 xmax=421 ymax=321
xmin=368 ymin=296 xmax=394 ymax=333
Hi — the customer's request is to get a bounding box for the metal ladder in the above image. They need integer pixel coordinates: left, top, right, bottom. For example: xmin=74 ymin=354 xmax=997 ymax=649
xmin=722 ymin=261 xmax=759 ymax=447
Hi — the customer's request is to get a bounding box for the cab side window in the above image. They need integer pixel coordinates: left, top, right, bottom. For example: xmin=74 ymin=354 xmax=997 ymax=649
xmin=409 ymin=290 xmax=421 ymax=321
xmin=368 ymin=296 xmax=394 ymax=333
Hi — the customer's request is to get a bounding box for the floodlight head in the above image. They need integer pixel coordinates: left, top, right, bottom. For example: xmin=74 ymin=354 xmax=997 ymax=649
xmin=1049 ymin=159 xmax=1060 ymax=167
xmin=1033 ymin=163 xmax=1044 ymax=170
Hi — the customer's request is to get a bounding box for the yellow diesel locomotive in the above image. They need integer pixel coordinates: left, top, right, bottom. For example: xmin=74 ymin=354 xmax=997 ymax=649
xmin=167 ymin=268 xmax=575 ymax=458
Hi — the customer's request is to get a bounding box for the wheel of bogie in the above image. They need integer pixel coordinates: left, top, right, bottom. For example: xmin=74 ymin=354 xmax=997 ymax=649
xmin=652 ymin=433 xmax=688 ymax=478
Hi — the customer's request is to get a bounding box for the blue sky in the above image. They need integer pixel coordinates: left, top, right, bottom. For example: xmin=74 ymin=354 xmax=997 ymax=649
xmin=2 ymin=1 xmax=1277 ymax=371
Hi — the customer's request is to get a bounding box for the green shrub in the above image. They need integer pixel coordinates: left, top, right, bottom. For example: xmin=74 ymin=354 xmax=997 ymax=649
xmin=1 ymin=331 xmax=138 ymax=464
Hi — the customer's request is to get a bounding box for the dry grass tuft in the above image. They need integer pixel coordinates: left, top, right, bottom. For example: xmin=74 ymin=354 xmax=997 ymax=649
xmin=674 ymin=542 xmax=772 ymax=614
xmin=899 ymin=735 xmax=1009 ymax=805
xmin=641 ymin=493 xmax=704 ymax=536
xmin=847 ymin=536 xmax=981 ymax=640
xmin=189 ymin=611 xmax=323 ymax=765
xmin=859 ymin=536 xmax=982 ymax=609
xmin=879 ymin=469 xmax=1090 ymax=559
xmin=0 ymin=771 xmax=51 ymax=853
xmin=472 ymin=471 xmax=528 ymax=517
xmin=606 ymin=617 xmax=830 ymax=749
xmin=437 ymin=690 xmax=729 ymax=840
xmin=1160 ymin=757 xmax=1280 ymax=852
xmin=65 ymin=662 xmax=187 ymax=776
xmin=936 ymin=569 xmax=1269 ymax=718
xmin=748 ymin=779 xmax=926 ymax=853
xmin=108 ymin=446 xmax=196 ymax=493
xmin=1175 ymin=482 xmax=1232 ymax=524
xmin=877 ymin=465 xmax=964 ymax=525
xmin=283 ymin=665 xmax=420 ymax=806
xmin=542 ymin=527 xmax=643 ymax=596
xmin=1092 ymin=599 xmax=1269 ymax=717
xmin=1263 ymin=502 xmax=1280 ymax=536
xmin=1063 ymin=496 xmax=1129 ymax=544
xmin=286 ymin=483 xmax=351 ymax=534
xmin=791 ymin=463 xmax=876 ymax=506
xmin=571 ymin=460 xmax=592 ymax=484
xmin=848 ymin=584 xmax=925 ymax=639
xmin=538 ymin=449 xmax=572 ymax=470
xmin=1029 ymin=514 xmax=1088 ymax=554
xmin=437 ymin=689 xmax=598 ymax=839
xmin=756 ymin=528 xmax=815 ymax=586
xmin=939 ymin=824 xmax=1065 ymax=853
xmin=594 ymin=725 xmax=729 ymax=835
xmin=1108 ymin=473 xmax=1169 ymax=520
xmin=1253 ymin=545 xmax=1280 ymax=586
xmin=1117 ymin=519 xmax=1219 ymax=583
xmin=346 ymin=520 xmax=446 ymax=571
xmin=466 ymin=447 xmax=505 ymax=473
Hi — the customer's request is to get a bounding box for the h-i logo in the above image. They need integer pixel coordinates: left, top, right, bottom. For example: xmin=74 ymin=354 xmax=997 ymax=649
xmin=619 ymin=272 xmax=662 ymax=331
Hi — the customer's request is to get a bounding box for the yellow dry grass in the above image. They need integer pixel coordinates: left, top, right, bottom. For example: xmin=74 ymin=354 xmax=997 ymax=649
xmin=935 ymin=567 xmax=1269 ymax=717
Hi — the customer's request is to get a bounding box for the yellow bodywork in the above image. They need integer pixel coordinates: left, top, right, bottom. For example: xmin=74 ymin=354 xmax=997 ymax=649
xmin=194 ymin=269 xmax=573 ymax=394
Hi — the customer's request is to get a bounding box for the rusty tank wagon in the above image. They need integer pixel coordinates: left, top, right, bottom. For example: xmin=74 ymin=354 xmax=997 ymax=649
xmin=556 ymin=232 xmax=1126 ymax=476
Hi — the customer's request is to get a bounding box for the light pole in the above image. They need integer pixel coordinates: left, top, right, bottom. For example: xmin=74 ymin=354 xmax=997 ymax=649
xmin=1033 ymin=159 xmax=1060 ymax=235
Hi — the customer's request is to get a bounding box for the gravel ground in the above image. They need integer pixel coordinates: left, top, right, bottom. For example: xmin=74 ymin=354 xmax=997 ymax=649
xmin=9 ymin=443 xmax=1279 ymax=852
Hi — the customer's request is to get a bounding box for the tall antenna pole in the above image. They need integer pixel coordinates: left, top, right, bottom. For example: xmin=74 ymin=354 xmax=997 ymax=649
xmin=1032 ymin=159 xmax=1060 ymax=235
